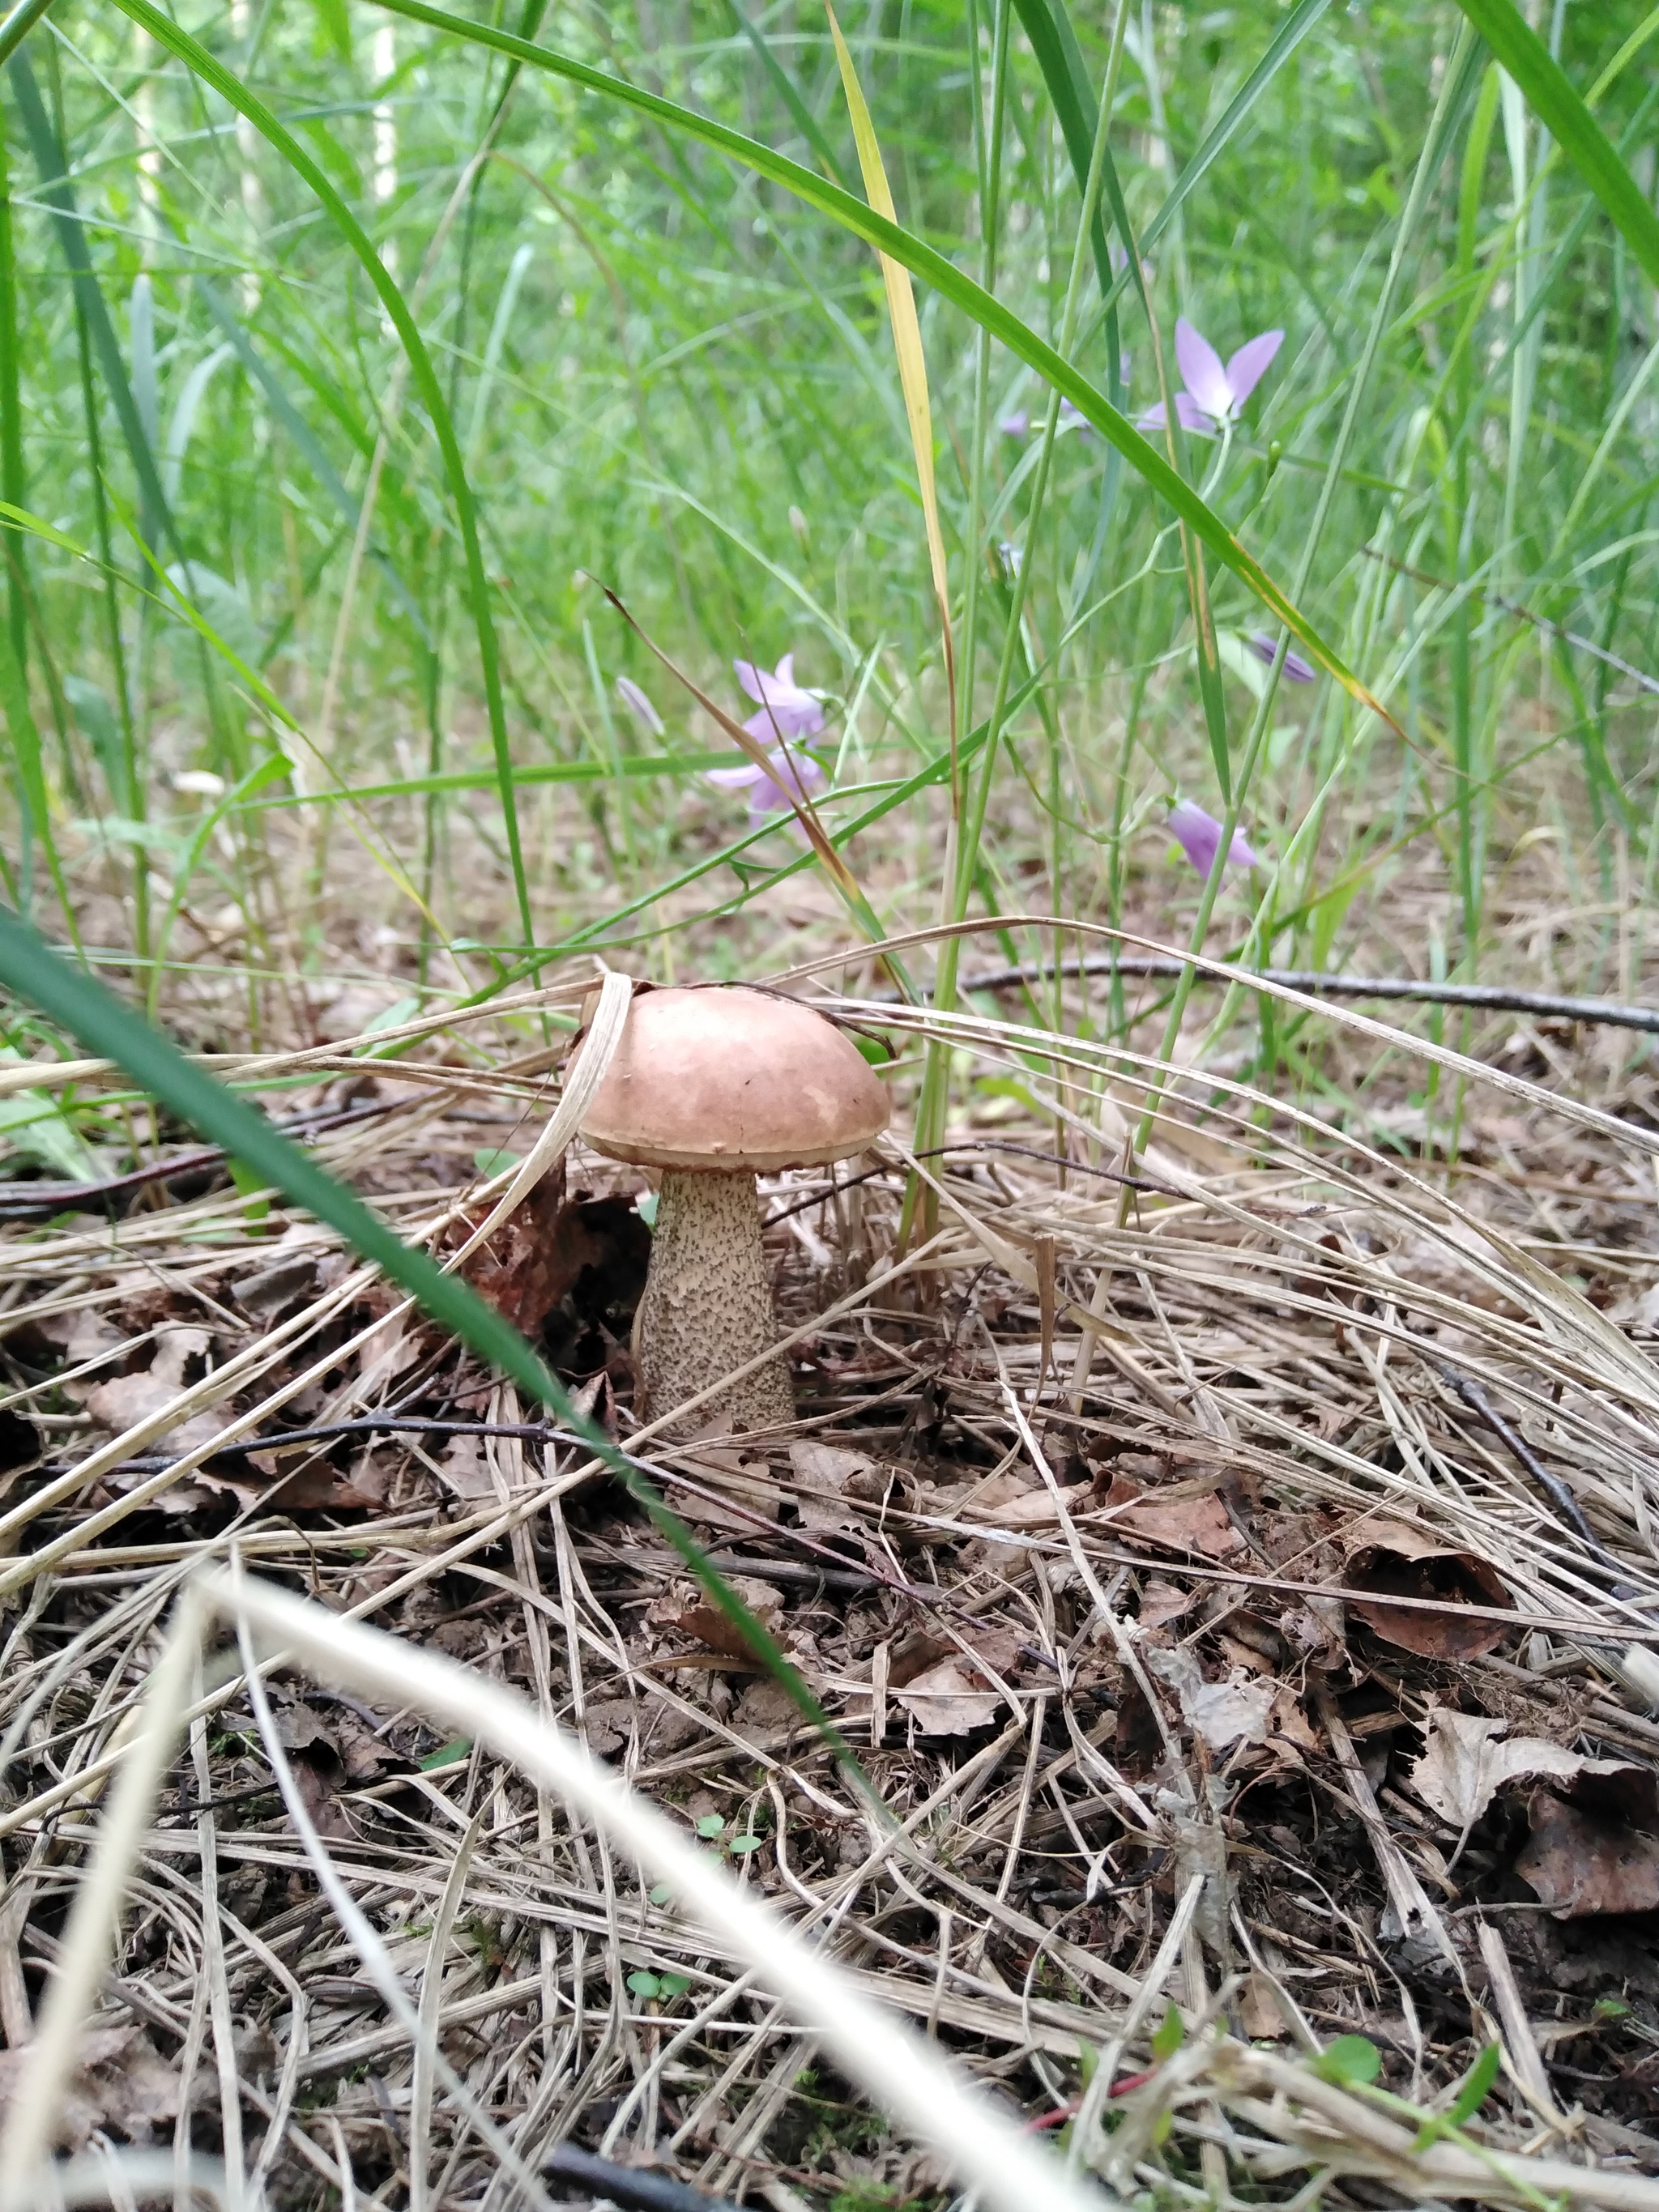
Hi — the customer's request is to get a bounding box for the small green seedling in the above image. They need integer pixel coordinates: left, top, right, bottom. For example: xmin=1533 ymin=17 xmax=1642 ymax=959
xmin=695 ymin=1812 xmax=764 ymax=1858
xmin=228 ymin=1157 xmax=271 ymax=1223
xmin=1151 ymin=2002 xmax=1185 ymax=2063
xmin=419 ymin=1737 xmax=471 ymax=1771
xmin=1413 ymin=2041 xmax=1501 ymax=2151
xmin=472 ymin=1145 xmax=522 ymax=1177
xmin=1313 ymin=2035 xmax=1382 ymax=2088
xmin=627 ymin=1968 xmax=691 ymax=2003
xmin=649 ymin=1814 xmax=764 ymax=1911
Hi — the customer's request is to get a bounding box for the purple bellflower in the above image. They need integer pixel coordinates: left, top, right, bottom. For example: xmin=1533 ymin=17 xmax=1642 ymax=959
xmin=706 ymin=746 xmax=828 ymax=829
xmin=1246 ymin=632 xmax=1316 ymax=684
xmin=1167 ymin=799 xmax=1260 ymax=876
xmin=732 ymin=653 xmax=824 ymax=741
xmin=615 ymin=675 xmax=663 ymax=734
xmin=706 ymin=653 xmax=829 ymax=829
xmin=1138 ymin=318 xmax=1282 ymax=437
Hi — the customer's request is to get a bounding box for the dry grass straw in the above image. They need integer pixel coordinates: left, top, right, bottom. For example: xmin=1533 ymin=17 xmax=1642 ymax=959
xmin=0 ymin=927 xmax=1657 ymax=2202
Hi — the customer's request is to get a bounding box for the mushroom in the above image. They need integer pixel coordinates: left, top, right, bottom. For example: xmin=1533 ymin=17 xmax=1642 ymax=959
xmin=578 ymin=986 xmax=889 ymax=1434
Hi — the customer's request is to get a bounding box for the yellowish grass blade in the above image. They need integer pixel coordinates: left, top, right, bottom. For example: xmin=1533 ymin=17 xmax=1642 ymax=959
xmin=825 ymin=4 xmax=957 ymax=760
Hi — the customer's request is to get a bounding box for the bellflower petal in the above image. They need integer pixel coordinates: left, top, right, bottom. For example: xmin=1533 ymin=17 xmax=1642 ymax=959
xmin=1175 ymin=318 xmax=1232 ymax=422
xmin=1225 ymin=330 xmax=1284 ymax=407
xmin=998 ymin=410 xmax=1029 ymax=437
xmin=1137 ymin=390 xmax=1216 ymax=437
xmin=1168 ymin=799 xmax=1260 ymax=876
xmin=614 ymin=675 xmax=663 ymax=735
xmin=731 ymin=655 xmax=824 ymax=739
xmin=1247 ymin=631 xmax=1315 ymax=684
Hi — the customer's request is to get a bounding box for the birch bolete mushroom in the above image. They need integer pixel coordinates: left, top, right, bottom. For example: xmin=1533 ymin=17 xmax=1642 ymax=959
xmin=578 ymin=987 xmax=888 ymax=1434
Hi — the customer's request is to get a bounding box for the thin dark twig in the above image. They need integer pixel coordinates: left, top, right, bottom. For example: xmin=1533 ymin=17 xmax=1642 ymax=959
xmin=762 ymin=1139 xmax=1169 ymax=1227
xmin=1362 ymin=543 xmax=1659 ymax=700
xmin=1439 ymin=1363 xmax=1642 ymax=1601
xmin=0 ymin=1095 xmax=421 ymax=1217
xmin=946 ymin=954 xmax=1659 ymax=1034
xmin=41 ymin=1414 xmax=562 ymax=1476
xmin=543 ymin=2144 xmax=744 ymax=2212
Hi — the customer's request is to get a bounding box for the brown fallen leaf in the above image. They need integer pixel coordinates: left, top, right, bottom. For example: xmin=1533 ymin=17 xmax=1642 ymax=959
xmin=1517 ymin=1775 xmax=1659 ymax=1918
xmin=1266 ymin=1684 xmax=1321 ymax=1758
xmin=0 ymin=2025 xmax=184 ymax=2148
xmin=652 ymin=1575 xmax=785 ymax=1663
xmin=457 ymin=1162 xmax=568 ymax=1335
xmin=434 ymin=1431 xmax=500 ymax=1501
xmin=788 ymin=1438 xmax=886 ymax=1532
xmin=83 ymin=1323 xmax=229 ymax=1460
xmin=1145 ymin=1646 xmax=1275 ymax=1754
xmin=1139 ymin=1577 xmax=1196 ymax=1631
xmin=1410 ymin=1706 xmax=1611 ymax=1832
xmin=971 ymin=1479 xmax=1095 ymax=1529
xmin=1341 ymin=1518 xmax=1512 ymax=1658
xmin=1099 ymin=1477 xmax=1243 ymax=1558
xmin=1239 ymin=1970 xmax=1290 ymax=2039
xmin=677 ymin=1440 xmax=782 ymax=1535
xmin=894 ymin=1654 xmax=1002 ymax=1737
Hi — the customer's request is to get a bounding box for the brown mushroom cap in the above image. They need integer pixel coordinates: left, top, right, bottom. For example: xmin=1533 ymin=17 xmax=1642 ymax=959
xmin=578 ymin=986 xmax=889 ymax=1174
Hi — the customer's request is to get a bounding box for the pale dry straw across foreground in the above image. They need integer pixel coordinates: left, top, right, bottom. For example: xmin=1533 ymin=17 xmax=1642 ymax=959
xmin=0 ymin=927 xmax=1657 ymax=2209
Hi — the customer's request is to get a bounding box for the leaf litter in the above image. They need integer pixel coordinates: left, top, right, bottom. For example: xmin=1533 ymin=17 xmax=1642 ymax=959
xmin=2 ymin=968 xmax=1659 ymax=2201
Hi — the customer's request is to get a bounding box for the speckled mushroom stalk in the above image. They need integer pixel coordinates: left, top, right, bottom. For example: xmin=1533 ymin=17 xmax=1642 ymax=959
xmin=631 ymin=1169 xmax=793 ymax=1432
xmin=577 ymin=984 xmax=889 ymax=1440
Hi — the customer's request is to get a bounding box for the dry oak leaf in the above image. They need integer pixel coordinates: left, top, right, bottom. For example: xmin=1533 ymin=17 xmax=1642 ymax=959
xmin=1145 ymin=1645 xmax=1274 ymax=1754
xmin=895 ymin=1623 xmax=1021 ymax=1736
xmin=1099 ymin=1476 xmax=1243 ymax=1558
xmin=1410 ymin=1706 xmax=1603 ymax=1832
xmin=971 ymin=1479 xmax=1095 ymax=1529
xmin=788 ymin=1438 xmax=886 ymax=1532
xmin=1139 ymin=1578 xmax=1196 ymax=1631
xmin=677 ymin=1438 xmax=782 ymax=1534
xmin=83 ymin=1323 xmax=228 ymax=1460
xmin=1341 ymin=1517 xmax=1512 ymax=1659
xmin=1517 ymin=1778 xmax=1659 ymax=1919
xmin=894 ymin=1655 xmax=1002 ymax=1737
xmin=434 ymin=1431 xmax=500 ymax=1501
xmin=0 ymin=2026 xmax=183 ymax=2149
xmin=652 ymin=1575 xmax=785 ymax=1663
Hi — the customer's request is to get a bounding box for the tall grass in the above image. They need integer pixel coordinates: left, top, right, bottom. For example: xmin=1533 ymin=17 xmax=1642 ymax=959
xmin=1 ymin=0 xmax=1656 ymax=1080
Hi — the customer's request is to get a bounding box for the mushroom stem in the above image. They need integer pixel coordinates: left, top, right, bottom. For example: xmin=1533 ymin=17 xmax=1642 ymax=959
xmin=634 ymin=1169 xmax=794 ymax=1435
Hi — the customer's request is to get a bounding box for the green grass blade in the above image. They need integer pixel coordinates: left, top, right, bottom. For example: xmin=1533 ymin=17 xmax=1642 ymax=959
xmin=240 ymin=751 xmax=738 ymax=808
xmin=366 ymin=0 xmax=1388 ymax=723
xmin=1137 ymin=0 xmax=1333 ymax=261
xmin=0 ymin=904 xmax=868 ymax=1794
xmin=0 ymin=0 xmax=55 ymax=71
xmin=726 ymin=0 xmax=848 ymax=190
xmin=1007 ymin=0 xmax=1115 ymax=303
xmin=7 ymin=53 xmax=177 ymax=554
xmin=0 ymin=94 xmax=26 ymax=680
xmin=190 ymin=275 xmax=431 ymax=647
xmin=1453 ymin=0 xmax=1659 ymax=288
xmin=106 ymin=0 xmax=537 ymax=951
